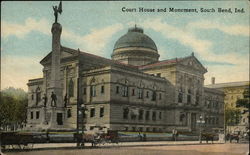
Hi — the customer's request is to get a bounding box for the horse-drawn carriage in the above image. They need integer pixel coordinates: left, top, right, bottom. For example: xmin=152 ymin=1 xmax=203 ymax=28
xmin=201 ymin=133 xmax=216 ymax=143
xmin=0 ymin=131 xmax=46 ymax=150
xmin=74 ymin=130 xmax=119 ymax=146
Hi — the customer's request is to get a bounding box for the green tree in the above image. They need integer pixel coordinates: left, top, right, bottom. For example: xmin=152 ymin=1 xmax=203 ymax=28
xmin=225 ymin=105 xmax=241 ymax=126
xmin=0 ymin=87 xmax=27 ymax=131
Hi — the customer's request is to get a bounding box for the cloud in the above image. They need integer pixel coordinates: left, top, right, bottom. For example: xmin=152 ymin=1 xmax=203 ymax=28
xmin=142 ymin=18 xmax=248 ymax=66
xmin=188 ymin=20 xmax=249 ymax=36
xmin=1 ymin=18 xmax=50 ymax=38
xmin=62 ymin=24 xmax=124 ymax=56
xmin=1 ymin=56 xmax=43 ymax=91
xmin=204 ymin=62 xmax=249 ymax=85
xmin=142 ymin=18 xmax=249 ymax=84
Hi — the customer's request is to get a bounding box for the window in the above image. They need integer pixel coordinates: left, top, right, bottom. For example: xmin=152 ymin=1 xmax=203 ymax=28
xmin=31 ymin=93 xmax=34 ymax=100
xmin=145 ymin=111 xmax=150 ymax=120
xmin=122 ymin=86 xmax=128 ymax=97
xmin=116 ymin=86 xmax=119 ymax=94
xmin=152 ymin=91 xmax=156 ymax=101
xmin=31 ymin=112 xmax=33 ymax=119
xmin=159 ymin=93 xmax=162 ymax=100
xmin=195 ymin=95 xmax=199 ymax=105
xmin=67 ymin=109 xmax=72 ymax=118
xmin=157 ymin=73 xmax=161 ymax=77
xmin=90 ymin=126 xmax=94 ymax=130
xmin=180 ymin=114 xmax=185 ymax=122
xmin=187 ymin=89 xmax=191 ymax=104
xmin=216 ymin=118 xmax=219 ymax=124
xmin=159 ymin=112 xmax=162 ymax=120
xmin=123 ymin=108 xmax=129 ymax=119
xmin=132 ymin=88 xmax=135 ymax=96
xmin=146 ymin=91 xmax=149 ymax=98
xmin=152 ymin=111 xmax=156 ymax=121
xmin=187 ymin=94 xmax=191 ymax=104
xmin=90 ymin=85 xmax=96 ymax=97
xmin=138 ymin=88 xmax=143 ymax=99
xmin=90 ymin=108 xmax=95 ymax=117
xmin=69 ymin=79 xmax=74 ymax=97
xmin=101 ymin=85 xmax=105 ymax=94
xmin=36 ymin=87 xmax=41 ymax=105
xmin=139 ymin=109 xmax=144 ymax=120
xmin=83 ymin=87 xmax=86 ymax=95
xmin=178 ymin=93 xmax=183 ymax=103
xmin=100 ymin=107 xmax=104 ymax=117
xmin=36 ymin=111 xmax=40 ymax=119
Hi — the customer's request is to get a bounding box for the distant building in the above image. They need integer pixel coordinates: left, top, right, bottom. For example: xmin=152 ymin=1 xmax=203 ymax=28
xmin=206 ymin=80 xmax=249 ymax=134
xmin=26 ymin=19 xmax=224 ymax=133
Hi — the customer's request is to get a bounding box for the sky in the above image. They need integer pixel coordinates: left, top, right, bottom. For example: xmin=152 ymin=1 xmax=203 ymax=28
xmin=1 ymin=1 xmax=249 ymax=91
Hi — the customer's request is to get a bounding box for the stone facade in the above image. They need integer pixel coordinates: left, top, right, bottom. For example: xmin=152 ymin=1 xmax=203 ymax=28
xmin=206 ymin=81 xmax=249 ymax=134
xmin=26 ymin=22 xmax=224 ymax=133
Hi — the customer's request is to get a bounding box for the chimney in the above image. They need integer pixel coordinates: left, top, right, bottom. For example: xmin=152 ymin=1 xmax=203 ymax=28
xmin=211 ymin=77 xmax=215 ymax=84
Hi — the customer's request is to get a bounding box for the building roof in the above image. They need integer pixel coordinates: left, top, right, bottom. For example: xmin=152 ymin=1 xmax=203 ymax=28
xmin=113 ymin=26 xmax=157 ymax=51
xmin=205 ymin=81 xmax=250 ymax=89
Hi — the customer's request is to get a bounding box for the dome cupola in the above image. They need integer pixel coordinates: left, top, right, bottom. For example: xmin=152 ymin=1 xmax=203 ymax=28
xmin=112 ymin=26 xmax=159 ymax=66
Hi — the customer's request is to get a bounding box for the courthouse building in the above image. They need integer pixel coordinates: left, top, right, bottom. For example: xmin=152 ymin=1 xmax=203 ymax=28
xmin=26 ymin=19 xmax=224 ymax=133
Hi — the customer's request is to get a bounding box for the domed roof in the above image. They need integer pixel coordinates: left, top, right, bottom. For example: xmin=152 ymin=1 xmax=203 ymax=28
xmin=113 ymin=26 xmax=157 ymax=51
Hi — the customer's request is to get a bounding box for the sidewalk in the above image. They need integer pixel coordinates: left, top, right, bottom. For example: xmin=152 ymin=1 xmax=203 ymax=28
xmin=31 ymin=140 xmax=225 ymax=150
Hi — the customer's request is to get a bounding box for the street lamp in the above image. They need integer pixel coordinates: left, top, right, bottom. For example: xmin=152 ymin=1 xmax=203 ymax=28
xmin=197 ymin=115 xmax=205 ymax=143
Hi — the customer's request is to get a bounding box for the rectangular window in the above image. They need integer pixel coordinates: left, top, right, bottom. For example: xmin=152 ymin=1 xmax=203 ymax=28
xmin=145 ymin=111 xmax=150 ymax=120
xmin=123 ymin=108 xmax=129 ymax=119
xmin=146 ymin=91 xmax=149 ymax=98
xmin=132 ymin=88 xmax=135 ymax=96
xmin=122 ymin=86 xmax=128 ymax=97
xmin=139 ymin=110 xmax=144 ymax=120
xmin=159 ymin=112 xmax=162 ymax=120
xmin=178 ymin=93 xmax=183 ymax=103
xmin=57 ymin=113 xmax=63 ymax=125
xmin=31 ymin=112 xmax=33 ymax=119
xmin=36 ymin=111 xmax=40 ymax=119
xmin=83 ymin=87 xmax=86 ymax=95
xmin=116 ymin=86 xmax=119 ymax=94
xmin=101 ymin=85 xmax=105 ymax=94
xmin=67 ymin=109 xmax=72 ymax=118
xmin=157 ymin=73 xmax=161 ymax=77
xmin=152 ymin=91 xmax=156 ymax=101
xmin=159 ymin=93 xmax=162 ymax=100
xmin=90 ymin=108 xmax=95 ymax=117
xmin=90 ymin=85 xmax=96 ymax=97
xmin=152 ymin=111 xmax=156 ymax=121
xmin=187 ymin=94 xmax=191 ymax=104
xmin=195 ymin=95 xmax=199 ymax=105
xmin=100 ymin=107 xmax=104 ymax=117
xmin=138 ymin=89 xmax=143 ymax=99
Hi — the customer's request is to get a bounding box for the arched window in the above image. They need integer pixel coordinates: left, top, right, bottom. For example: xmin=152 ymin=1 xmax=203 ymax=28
xmin=68 ymin=78 xmax=74 ymax=97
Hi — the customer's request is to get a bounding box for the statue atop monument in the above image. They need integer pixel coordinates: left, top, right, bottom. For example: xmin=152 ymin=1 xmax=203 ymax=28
xmin=53 ymin=1 xmax=62 ymax=23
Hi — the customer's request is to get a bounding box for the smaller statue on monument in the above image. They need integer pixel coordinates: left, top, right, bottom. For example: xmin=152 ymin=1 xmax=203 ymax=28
xmin=51 ymin=91 xmax=57 ymax=107
xmin=52 ymin=1 xmax=62 ymax=23
xmin=42 ymin=94 xmax=48 ymax=107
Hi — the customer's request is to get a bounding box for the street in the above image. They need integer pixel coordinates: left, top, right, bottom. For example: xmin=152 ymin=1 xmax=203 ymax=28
xmin=2 ymin=142 xmax=249 ymax=155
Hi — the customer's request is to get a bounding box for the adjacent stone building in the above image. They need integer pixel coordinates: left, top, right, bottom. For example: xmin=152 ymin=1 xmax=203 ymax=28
xmin=26 ymin=21 xmax=224 ymax=133
xmin=206 ymin=80 xmax=249 ymax=135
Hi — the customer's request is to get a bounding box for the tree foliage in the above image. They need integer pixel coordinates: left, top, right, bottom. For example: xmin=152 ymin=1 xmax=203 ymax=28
xmin=0 ymin=87 xmax=27 ymax=130
xmin=225 ymin=105 xmax=241 ymax=126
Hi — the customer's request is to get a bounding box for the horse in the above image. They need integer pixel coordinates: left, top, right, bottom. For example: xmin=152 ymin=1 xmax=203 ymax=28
xmin=201 ymin=133 xmax=215 ymax=144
